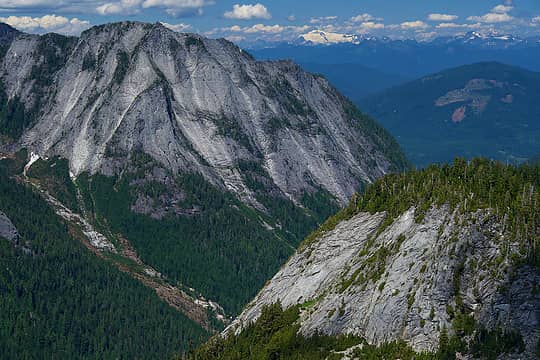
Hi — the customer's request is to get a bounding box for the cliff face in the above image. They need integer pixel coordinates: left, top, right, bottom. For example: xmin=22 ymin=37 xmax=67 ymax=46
xmin=0 ymin=21 xmax=406 ymax=206
xmin=229 ymin=206 xmax=540 ymax=355
xmin=0 ymin=211 xmax=18 ymax=242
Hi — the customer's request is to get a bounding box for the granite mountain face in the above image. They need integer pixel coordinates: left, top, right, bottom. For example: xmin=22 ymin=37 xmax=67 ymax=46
xmin=0 ymin=21 xmax=406 ymax=323
xmin=225 ymin=159 xmax=540 ymax=359
xmin=0 ymin=21 xmax=405 ymax=205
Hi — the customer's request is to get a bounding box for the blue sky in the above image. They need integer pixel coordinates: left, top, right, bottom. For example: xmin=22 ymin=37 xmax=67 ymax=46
xmin=0 ymin=0 xmax=539 ymax=43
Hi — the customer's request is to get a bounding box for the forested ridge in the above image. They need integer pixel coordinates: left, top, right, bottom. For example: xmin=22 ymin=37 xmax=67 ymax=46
xmin=75 ymin=153 xmax=339 ymax=315
xmin=304 ymin=158 xmax=540 ymax=267
xmin=191 ymin=158 xmax=540 ymax=360
xmin=187 ymin=302 xmax=527 ymax=360
xmin=0 ymin=158 xmax=208 ymax=359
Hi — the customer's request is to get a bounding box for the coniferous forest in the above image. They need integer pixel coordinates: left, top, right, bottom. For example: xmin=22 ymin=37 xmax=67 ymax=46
xmin=0 ymin=161 xmax=207 ymax=359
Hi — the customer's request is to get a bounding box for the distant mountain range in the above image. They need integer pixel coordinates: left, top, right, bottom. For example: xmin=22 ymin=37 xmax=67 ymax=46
xmin=359 ymin=62 xmax=540 ymax=167
xmin=248 ymin=31 xmax=540 ymax=81
xmin=299 ymin=62 xmax=409 ymax=102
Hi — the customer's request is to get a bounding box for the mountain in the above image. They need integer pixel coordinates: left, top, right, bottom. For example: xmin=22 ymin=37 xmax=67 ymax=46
xmin=210 ymin=159 xmax=540 ymax=359
xmin=299 ymin=30 xmax=360 ymax=45
xmin=360 ymin=62 xmax=540 ymax=167
xmin=299 ymin=62 xmax=408 ymax=103
xmin=0 ymin=21 xmax=407 ymax=355
xmin=248 ymin=32 xmax=540 ymax=80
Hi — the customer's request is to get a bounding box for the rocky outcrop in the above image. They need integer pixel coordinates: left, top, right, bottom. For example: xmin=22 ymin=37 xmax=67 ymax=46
xmin=227 ymin=206 xmax=540 ymax=357
xmin=0 ymin=210 xmax=18 ymax=242
xmin=0 ymin=21 xmax=406 ymax=206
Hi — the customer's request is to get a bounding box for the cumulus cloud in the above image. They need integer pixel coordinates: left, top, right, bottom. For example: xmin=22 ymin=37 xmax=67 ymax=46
xmin=220 ymin=23 xmax=309 ymax=37
xmin=467 ymin=12 xmax=513 ymax=23
xmin=533 ymin=16 xmax=540 ymax=23
xmin=428 ymin=14 xmax=458 ymax=22
xmin=224 ymin=3 xmax=271 ymax=20
xmin=350 ymin=13 xmax=382 ymax=23
xmin=97 ymin=0 xmax=141 ymax=15
xmin=0 ymin=0 xmax=62 ymax=9
xmin=436 ymin=22 xmax=478 ymax=29
xmin=358 ymin=21 xmax=384 ymax=31
xmin=286 ymin=15 xmax=296 ymax=22
xmin=244 ymin=24 xmax=282 ymax=33
xmin=436 ymin=22 xmax=466 ymax=29
xmin=309 ymin=16 xmax=337 ymax=24
xmin=400 ymin=20 xmax=429 ymax=29
xmin=142 ymin=0 xmax=212 ymax=17
xmin=0 ymin=14 xmax=91 ymax=34
xmin=94 ymin=0 xmax=211 ymax=16
xmin=160 ymin=22 xmax=191 ymax=32
xmin=492 ymin=5 xmax=513 ymax=14
xmin=467 ymin=4 xmax=514 ymax=24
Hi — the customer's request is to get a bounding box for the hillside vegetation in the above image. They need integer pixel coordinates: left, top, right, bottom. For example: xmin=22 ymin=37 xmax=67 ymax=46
xmin=0 ymin=157 xmax=207 ymax=359
xmin=361 ymin=62 xmax=540 ymax=166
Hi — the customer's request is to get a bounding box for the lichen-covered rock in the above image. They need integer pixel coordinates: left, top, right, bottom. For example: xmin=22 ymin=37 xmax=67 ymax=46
xmin=227 ymin=206 xmax=540 ymax=358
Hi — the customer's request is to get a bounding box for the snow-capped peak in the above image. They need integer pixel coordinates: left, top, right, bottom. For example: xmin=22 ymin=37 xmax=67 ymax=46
xmin=300 ymin=30 xmax=359 ymax=45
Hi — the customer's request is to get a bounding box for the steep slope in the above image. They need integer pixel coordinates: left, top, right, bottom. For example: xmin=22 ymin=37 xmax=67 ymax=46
xmin=0 ymin=156 xmax=207 ymax=359
xmin=0 ymin=21 xmax=407 ymax=317
xmin=225 ymin=159 xmax=540 ymax=359
xmin=0 ymin=21 xmax=405 ymax=203
xmin=360 ymin=62 xmax=540 ymax=167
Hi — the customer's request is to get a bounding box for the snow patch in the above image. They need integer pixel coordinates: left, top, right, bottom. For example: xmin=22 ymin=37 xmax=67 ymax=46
xmin=301 ymin=30 xmax=359 ymax=45
xmin=23 ymin=152 xmax=40 ymax=176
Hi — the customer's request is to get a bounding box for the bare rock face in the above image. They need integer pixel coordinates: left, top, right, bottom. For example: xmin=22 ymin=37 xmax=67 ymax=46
xmin=227 ymin=206 xmax=540 ymax=357
xmin=0 ymin=21 xmax=406 ymax=206
xmin=0 ymin=211 xmax=18 ymax=242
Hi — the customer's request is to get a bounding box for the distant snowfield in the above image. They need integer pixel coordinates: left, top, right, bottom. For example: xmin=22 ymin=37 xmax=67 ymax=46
xmin=300 ymin=30 xmax=359 ymax=45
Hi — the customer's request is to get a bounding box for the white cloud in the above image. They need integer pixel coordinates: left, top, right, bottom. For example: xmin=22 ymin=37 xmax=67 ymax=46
xmin=142 ymin=0 xmax=212 ymax=17
xmin=358 ymin=21 xmax=384 ymax=31
xmin=224 ymin=3 xmax=271 ymax=20
xmin=466 ymin=3 xmax=515 ymax=24
xmin=436 ymin=22 xmax=470 ymax=29
xmin=94 ymin=0 xmax=211 ymax=16
xmin=97 ymin=0 xmax=141 ymax=15
xmin=467 ymin=12 xmax=513 ymax=23
xmin=309 ymin=16 xmax=337 ymax=24
xmin=416 ymin=31 xmax=437 ymax=41
xmin=400 ymin=20 xmax=429 ymax=29
xmin=244 ymin=24 xmax=283 ymax=33
xmin=0 ymin=14 xmax=90 ymax=34
xmin=286 ymin=15 xmax=296 ymax=22
xmin=221 ymin=23 xmax=309 ymax=36
xmin=160 ymin=22 xmax=191 ymax=32
xmin=350 ymin=13 xmax=382 ymax=23
xmin=428 ymin=13 xmax=458 ymax=22
xmin=0 ymin=0 xmax=61 ymax=9
xmin=492 ymin=5 xmax=513 ymax=14
xmin=533 ymin=16 xmax=540 ymax=23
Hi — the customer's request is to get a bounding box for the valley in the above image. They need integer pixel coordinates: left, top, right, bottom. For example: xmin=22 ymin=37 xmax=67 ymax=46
xmin=0 ymin=4 xmax=539 ymax=358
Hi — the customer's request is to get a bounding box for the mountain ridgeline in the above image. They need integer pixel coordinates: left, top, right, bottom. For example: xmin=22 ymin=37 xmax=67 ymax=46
xmin=220 ymin=159 xmax=540 ymax=359
xmin=0 ymin=21 xmax=408 ymax=357
xmin=360 ymin=62 xmax=540 ymax=167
